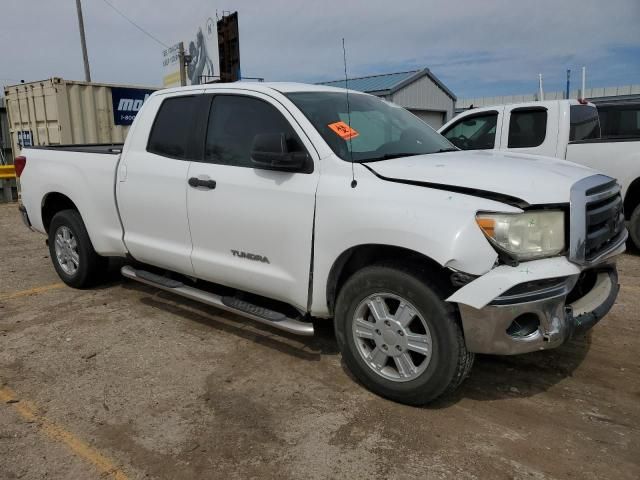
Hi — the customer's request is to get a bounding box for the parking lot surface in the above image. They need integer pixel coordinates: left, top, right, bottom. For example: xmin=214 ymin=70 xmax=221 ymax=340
xmin=1 ymin=202 xmax=639 ymax=479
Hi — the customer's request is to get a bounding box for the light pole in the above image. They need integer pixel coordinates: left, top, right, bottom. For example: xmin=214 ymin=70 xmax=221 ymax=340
xmin=75 ymin=0 xmax=91 ymax=82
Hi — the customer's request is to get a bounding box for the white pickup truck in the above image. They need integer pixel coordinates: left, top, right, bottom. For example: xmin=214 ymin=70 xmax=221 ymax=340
xmin=438 ymin=99 xmax=640 ymax=249
xmin=16 ymin=83 xmax=627 ymax=405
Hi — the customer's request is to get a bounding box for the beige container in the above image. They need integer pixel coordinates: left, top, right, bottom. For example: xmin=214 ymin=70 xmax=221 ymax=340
xmin=4 ymin=78 xmax=158 ymax=158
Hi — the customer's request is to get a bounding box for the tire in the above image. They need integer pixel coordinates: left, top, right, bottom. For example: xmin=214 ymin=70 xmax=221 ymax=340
xmin=334 ymin=263 xmax=473 ymax=406
xmin=48 ymin=209 xmax=107 ymax=288
xmin=629 ymin=204 xmax=640 ymax=252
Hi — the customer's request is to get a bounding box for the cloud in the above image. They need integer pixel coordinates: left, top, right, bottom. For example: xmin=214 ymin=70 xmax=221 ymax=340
xmin=1 ymin=0 xmax=638 ymax=98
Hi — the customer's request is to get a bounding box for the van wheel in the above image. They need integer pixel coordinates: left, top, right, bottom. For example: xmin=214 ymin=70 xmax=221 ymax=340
xmin=48 ymin=209 xmax=107 ymax=288
xmin=629 ymin=205 xmax=640 ymax=251
xmin=334 ymin=263 xmax=473 ymax=406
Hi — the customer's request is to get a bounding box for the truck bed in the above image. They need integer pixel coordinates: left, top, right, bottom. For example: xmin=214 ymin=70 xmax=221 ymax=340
xmin=19 ymin=145 xmax=127 ymax=257
xmin=566 ymin=137 xmax=640 ymax=198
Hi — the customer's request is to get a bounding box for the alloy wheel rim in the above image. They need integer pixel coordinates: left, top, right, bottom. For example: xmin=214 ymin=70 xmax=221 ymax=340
xmin=54 ymin=226 xmax=79 ymax=276
xmin=352 ymin=293 xmax=433 ymax=382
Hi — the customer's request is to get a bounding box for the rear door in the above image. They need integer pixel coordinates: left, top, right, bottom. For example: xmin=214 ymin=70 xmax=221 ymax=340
xmin=499 ymin=105 xmax=557 ymax=157
xmin=186 ymin=91 xmax=319 ymax=310
xmin=117 ymin=92 xmax=205 ymax=276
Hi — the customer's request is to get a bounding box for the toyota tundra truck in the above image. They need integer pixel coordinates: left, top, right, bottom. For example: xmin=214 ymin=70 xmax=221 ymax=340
xmin=15 ymin=83 xmax=627 ymax=405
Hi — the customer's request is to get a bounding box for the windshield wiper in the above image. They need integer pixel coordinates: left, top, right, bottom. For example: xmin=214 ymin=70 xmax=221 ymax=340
xmin=359 ymin=149 xmax=457 ymax=162
xmin=434 ymin=148 xmax=458 ymax=153
xmin=359 ymin=153 xmax=422 ymax=163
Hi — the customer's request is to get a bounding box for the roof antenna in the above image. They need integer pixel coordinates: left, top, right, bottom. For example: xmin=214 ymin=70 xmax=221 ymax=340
xmin=342 ymin=38 xmax=357 ymax=188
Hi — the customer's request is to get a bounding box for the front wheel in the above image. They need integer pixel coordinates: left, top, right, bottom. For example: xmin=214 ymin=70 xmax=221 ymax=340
xmin=334 ymin=264 xmax=473 ymax=405
xmin=48 ymin=209 xmax=107 ymax=288
xmin=629 ymin=204 xmax=640 ymax=251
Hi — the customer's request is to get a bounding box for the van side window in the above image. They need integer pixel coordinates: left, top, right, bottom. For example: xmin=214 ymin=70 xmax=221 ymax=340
xmin=147 ymin=96 xmax=200 ymax=159
xmin=597 ymin=105 xmax=640 ymax=139
xmin=507 ymin=109 xmax=547 ymax=148
xmin=205 ymin=95 xmax=306 ymax=168
xmin=442 ymin=112 xmax=498 ymax=150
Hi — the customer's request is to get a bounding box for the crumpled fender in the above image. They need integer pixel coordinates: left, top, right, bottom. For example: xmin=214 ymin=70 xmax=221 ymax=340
xmin=447 ymin=256 xmax=583 ymax=309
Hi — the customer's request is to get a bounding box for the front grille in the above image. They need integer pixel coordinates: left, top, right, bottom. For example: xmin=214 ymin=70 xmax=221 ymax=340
xmin=584 ymin=188 xmax=625 ymax=260
xmin=569 ymin=175 xmax=626 ymax=264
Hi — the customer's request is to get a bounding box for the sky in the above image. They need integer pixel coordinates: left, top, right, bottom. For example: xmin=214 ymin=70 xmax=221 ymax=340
xmin=1 ymin=0 xmax=639 ymax=99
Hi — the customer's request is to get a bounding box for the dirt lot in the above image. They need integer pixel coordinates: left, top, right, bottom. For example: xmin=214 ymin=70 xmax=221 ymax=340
xmin=1 ymin=202 xmax=639 ymax=480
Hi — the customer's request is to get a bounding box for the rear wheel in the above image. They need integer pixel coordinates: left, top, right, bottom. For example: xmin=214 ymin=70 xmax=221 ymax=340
xmin=629 ymin=204 xmax=640 ymax=251
xmin=48 ymin=209 xmax=107 ymax=288
xmin=334 ymin=264 xmax=473 ymax=405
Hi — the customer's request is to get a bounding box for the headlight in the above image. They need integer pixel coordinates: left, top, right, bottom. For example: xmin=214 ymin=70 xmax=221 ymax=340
xmin=476 ymin=211 xmax=565 ymax=261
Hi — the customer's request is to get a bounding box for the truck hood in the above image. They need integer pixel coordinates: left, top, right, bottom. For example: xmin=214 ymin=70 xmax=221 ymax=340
xmin=365 ymin=149 xmax=600 ymax=207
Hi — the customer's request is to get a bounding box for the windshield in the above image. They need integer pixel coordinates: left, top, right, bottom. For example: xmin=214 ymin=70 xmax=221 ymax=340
xmin=286 ymin=92 xmax=456 ymax=162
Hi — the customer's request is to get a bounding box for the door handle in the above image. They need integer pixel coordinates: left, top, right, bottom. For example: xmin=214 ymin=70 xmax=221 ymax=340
xmin=188 ymin=177 xmax=217 ymax=189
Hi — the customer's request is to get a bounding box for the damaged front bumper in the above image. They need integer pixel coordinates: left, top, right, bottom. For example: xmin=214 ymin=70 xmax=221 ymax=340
xmin=457 ymin=267 xmax=618 ymax=354
xmin=447 ymin=240 xmax=625 ymax=355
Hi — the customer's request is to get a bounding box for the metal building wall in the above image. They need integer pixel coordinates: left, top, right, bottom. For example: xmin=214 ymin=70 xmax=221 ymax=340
xmin=390 ymin=75 xmax=455 ymax=126
xmin=457 ymin=84 xmax=640 ymax=110
xmin=4 ymin=78 xmax=157 ymax=157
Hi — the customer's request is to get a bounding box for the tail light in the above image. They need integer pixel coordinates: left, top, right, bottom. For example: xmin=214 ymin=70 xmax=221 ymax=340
xmin=14 ymin=156 xmax=26 ymax=177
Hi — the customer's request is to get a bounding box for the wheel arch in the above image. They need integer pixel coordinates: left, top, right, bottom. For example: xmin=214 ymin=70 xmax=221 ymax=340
xmin=325 ymin=244 xmax=454 ymax=316
xmin=41 ymin=192 xmax=80 ymax=233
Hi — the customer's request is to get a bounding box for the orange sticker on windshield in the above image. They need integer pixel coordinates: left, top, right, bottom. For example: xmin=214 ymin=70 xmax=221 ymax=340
xmin=327 ymin=121 xmax=359 ymax=140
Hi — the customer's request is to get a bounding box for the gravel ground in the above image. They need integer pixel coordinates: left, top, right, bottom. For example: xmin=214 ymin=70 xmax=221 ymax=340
xmin=1 ymin=202 xmax=639 ymax=479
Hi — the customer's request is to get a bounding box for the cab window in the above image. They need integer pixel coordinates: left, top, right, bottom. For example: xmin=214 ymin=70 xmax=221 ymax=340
xmin=442 ymin=112 xmax=498 ymax=150
xmin=569 ymin=105 xmax=600 ymax=141
xmin=147 ymin=96 xmax=200 ymax=159
xmin=204 ymin=95 xmax=306 ymax=168
xmin=507 ymin=108 xmax=547 ymax=148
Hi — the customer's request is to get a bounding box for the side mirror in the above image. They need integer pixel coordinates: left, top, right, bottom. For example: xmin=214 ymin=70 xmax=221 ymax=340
xmin=251 ymin=133 xmax=309 ymax=172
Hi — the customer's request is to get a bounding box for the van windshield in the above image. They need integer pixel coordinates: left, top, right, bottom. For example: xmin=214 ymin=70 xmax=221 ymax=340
xmin=286 ymin=91 xmax=456 ymax=162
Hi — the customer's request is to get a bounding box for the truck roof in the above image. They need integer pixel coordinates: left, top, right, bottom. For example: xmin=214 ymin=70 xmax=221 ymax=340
xmin=156 ymin=82 xmax=361 ymax=97
xmin=464 ymin=99 xmax=595 ymax=112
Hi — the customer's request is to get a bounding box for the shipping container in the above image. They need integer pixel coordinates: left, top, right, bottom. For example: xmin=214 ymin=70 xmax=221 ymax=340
xmin=0 ymin=97 xmax=11 ymax=164
xmin=3 ymin=78 xmax=158 ymax=158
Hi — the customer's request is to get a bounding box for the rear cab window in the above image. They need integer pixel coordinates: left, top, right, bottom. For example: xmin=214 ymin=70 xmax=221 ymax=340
xmin=507 ymin=108 xmax=547 ymax=148
xmin=147 ymin=96 xmax=201 ymax=159
xmin=570 ymin=105 xmax=600 ymax=141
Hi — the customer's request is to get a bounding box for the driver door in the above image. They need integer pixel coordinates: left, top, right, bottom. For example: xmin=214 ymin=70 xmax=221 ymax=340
xmin=186 ymin=92 xmax=320 ymax=310
xmin=440 ymin=108 xmax=503 ymax=150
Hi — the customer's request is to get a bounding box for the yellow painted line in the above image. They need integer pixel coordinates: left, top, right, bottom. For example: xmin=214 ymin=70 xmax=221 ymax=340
xmin=0 ymin=282 xmax=65 ymax=301
xmin=0 ymin=386 xmax=129 ymax=480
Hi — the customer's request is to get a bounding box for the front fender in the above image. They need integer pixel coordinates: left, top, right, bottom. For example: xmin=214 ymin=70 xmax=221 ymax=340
xmin=310 ymin=167 xmax=520 ymax=316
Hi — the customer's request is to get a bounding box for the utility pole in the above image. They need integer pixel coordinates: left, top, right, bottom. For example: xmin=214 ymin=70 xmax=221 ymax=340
xmin=538 ymin=73 xmax=544 ymax=101
xmin=178 ymin=42 xmax=187 ymax=86
xmin=566 ymin=69 xmax=571 ymax=99
xmin=75 ymin=0 xmax=91 ymax=82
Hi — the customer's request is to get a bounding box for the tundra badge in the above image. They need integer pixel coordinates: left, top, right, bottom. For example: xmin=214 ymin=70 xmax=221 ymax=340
xmin=231 ymin=250 xmax=270 ymax=264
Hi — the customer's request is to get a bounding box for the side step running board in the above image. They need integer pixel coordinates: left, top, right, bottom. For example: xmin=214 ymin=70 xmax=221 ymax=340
xmin=121 ymin=266 xmax=314 ymax=336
